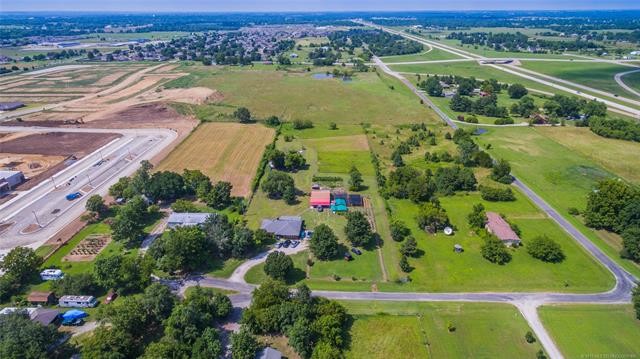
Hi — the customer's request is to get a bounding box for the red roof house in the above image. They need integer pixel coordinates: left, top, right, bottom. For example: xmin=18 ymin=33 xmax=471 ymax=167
xmin=310 ymin=190 xmax=331 ymax=207
xmin=485 ymin=212 xmax=521 ymax=247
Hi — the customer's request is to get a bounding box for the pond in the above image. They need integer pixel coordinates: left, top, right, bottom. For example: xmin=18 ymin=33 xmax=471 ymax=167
xmin=312 ymin=73 xmax=334 ymax=79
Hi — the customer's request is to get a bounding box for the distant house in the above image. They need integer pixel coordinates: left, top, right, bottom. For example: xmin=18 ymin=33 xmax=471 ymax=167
xmin=59 ymin=295 xmax=98 ymax=308
xmin=257 ymin=347 xmax=282 ymax=359
xmin=261 ymin=216 xmax=303 ymax=239
xmin=0 ymin=102 xmax=25 ymax=111
xmin=310 ymin=190 xmax=331 ymax=207
xmin=167 ymin=212 xmax=212 ymax=229
xmin=40 ymin=269 xmax=64 ymax=281
xmin=485 ymin=212 xmax=520 ymax=246
xmin=27 ymin=291 xmax=55 ymax=305
xmin=0 ymin=170 xmax=25 ymax=193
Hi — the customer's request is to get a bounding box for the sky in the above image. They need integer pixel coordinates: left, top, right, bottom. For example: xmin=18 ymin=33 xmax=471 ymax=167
xmin=2 ymin=0 xmax=639 ymax=12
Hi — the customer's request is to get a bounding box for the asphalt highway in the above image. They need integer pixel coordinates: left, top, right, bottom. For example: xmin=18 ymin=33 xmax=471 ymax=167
xmin=0 ymin=126 xmax=176 ymax=255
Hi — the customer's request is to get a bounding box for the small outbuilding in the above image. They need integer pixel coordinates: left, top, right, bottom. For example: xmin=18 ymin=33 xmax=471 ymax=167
xmin=331 ymin=198 xmax=348 ymax=213
xmin=260 ymin=216 xmax=303 ymax=239
xmin=27 ymin=291 xmax=55 ymax=305
xmin=485 ymin=212 xmax=521 ymax=247
xmin=348 ymin=194 xmax=363 ymax=207
xmin=310 ymin=190 xmax=331 ymax=207
xmin=30 ymin=308 xmax=60 ymax=326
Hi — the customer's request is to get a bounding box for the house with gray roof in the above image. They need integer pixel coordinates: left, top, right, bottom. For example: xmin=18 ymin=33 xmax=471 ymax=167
xmin=260 ymin=216 xmax=302 ymax=239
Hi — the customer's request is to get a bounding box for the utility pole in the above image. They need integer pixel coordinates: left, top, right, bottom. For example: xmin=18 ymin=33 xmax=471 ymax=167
xmin=86 ymin=173 xmax=93 ymax=187
xmin=32 ymin=211 xmax=41 ymax=227
xmin=51 ymin=176 xmax=57 ymax=189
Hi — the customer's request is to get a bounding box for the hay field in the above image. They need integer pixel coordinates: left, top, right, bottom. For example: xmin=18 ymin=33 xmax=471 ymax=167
xmin=157 ymin=122 xmax=275 ymax=197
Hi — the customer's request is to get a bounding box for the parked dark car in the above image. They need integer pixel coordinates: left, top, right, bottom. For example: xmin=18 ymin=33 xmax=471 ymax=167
xmin=282 ymin=240 xmax=291 ymax=248
xmin=351 ymin=248 xmax=362 ymax=255
xmin=344 ymin=252 xmax=353 ymax=261
xmin=61 ymin=318 xmax=84 ymax=326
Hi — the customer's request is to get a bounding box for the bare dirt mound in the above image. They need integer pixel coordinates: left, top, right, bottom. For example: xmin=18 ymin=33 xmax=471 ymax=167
xmin=135 ymin=87 xmax=221 ymax=105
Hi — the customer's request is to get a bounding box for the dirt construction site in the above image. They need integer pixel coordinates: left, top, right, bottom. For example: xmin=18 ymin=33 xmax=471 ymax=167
xmin=0 ymin=62 xmax=214 ymax=182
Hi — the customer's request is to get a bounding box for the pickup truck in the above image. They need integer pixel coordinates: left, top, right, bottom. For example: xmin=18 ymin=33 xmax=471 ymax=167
xmin=65 ymin=192 xmax=82 ymax=201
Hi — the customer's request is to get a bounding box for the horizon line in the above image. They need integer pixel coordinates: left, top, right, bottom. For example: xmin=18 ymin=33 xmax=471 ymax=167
xmin=2 ymin=8 xmax=640 ymax=14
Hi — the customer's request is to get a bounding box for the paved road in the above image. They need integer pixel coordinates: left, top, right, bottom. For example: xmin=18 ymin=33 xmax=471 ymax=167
xmin=614 ymin=69 xmax=640 ymax=98
xmin=358 ymin=20 xmax=640 ymax=118
xmin=0 ymin=126 xmax=176 ymax=255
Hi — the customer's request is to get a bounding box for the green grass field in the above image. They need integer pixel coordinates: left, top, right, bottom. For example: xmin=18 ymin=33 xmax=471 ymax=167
xmin=475 ymin=126 xmax=640 ymax=278
xmin=536 ymin=126 xmax=640 ymax=184
xmin=378 ymin=48 xmax=461 ymax=63
xmin=386 ymin=191 xmax=613 ymax=292
xmin=342 ymin=301 xmax=544 ymax=359
xmin=519 ymin=60 xmax=638 ymax=98
xmin=165 ymin=64 xmax=440 ymax=125
xmin=539 ymin=304 xmax=640 ymax=358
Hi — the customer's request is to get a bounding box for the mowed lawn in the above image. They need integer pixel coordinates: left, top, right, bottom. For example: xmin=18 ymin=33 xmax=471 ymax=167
xmin=157 ymin=122 xmax=274 ymax=197
xmin=519 ymin=60 xmax=637 ymax=98
xmin=539 ymin=305 xmax=640 ymax=358
xmin=475 ymin=125 xmax=640 ymax=279
xmin=343 ymin=301 xmax=544 ymax=359
xmin=170 ymin=65 xmax=440 ymax=125
xmin=386 ymin=190 xmax=613 ymax=293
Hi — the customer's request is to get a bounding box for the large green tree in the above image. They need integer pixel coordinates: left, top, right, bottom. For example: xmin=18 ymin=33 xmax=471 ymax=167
xmin=481 ymin=236 xmax=512 ymax=264
xmin=111 ymin=196 xmax=148 ymax=247
xmin=310 ymin=224 xmax=339 ymax=260
xmin=264 ymin=251 xmax=293 ymax=280
xmin=149 ymin=226 xmax=210 ymax=273
xmin=490 ymin=159 xmax=513 ymax=184
xmin=231 ymin=329 xmax=259 ymax=359
xmin=349 ymin=166 xmax=364 ymax=191
xmin=527 ymin=235 xmax=565 ymax=263
xmin=0 ymin=313 xmax=65 ymax=359
xmin=344 ymin=211 xmax=372 ymax=247
xmin=261 ymin=171 xmax=295 ymax=200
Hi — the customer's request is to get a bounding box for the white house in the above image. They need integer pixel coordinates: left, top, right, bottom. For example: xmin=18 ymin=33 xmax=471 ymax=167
xmin=59 ymin=295 xmax=98 ymax=308
xmin=167 ymin=213 xmax=212 ymax=229
xmin=40 ymin=269 xmax=64 ymax=281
